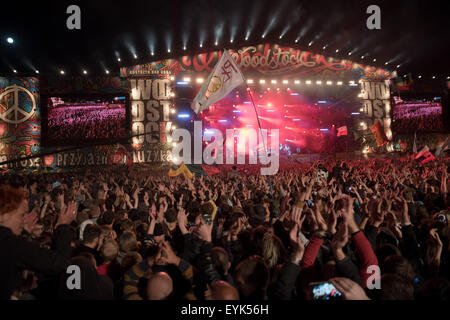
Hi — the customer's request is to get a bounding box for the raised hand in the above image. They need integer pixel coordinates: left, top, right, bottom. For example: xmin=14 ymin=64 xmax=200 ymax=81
xmin=178 ymin=193 xmax=184 ymax=208
xmin=149 ymin=203 xmax=157 ymax=221
xmin=23 ymin=210 xmax=38 ymax=234
xmin=289 ymin=206 xmax=303 ymax=224
xmin=398 ymin=196 xmax=411 ymax=225
xmin=289 ymin=220 xmax=305 ymax=263
xmin=370 ymin=198 xmax=385 ymax=228
xmin=328 ymin=208 xmax=338 ymax=235
xmin=332 ymin=221 xmax=348 ymax=252
xmin=330 ymin=277 xmax=370 ymax=300
xmin=313 ymin=204 xmax=328 ymax=232
xmin=429 ymin=228 xmax=443 ymax=262
xmin=157 ymin=241 xmax=181 ymax=266
xmin=56 ymin=201 xmax=77 ymax=227
xmin=339 ymin=195 xmax=359 ymax=234
xmin=177 ymin=207 xmax=189 ymax=234
xmin=194 ymin=220 xmax=213 ymax=243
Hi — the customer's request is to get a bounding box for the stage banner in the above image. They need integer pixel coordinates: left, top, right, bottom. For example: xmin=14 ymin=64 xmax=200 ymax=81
xmin=121 ymin=44 xmax=395 ymax=80
xmin=358 ymin=80 xmax=392 ymax=143
xmin=129 ymin=75 xmax=173 ymax=163
xmin=0 ymin=76 xmax=168 ymax=174
xmin=0 ymin=77 xmax=41 ymax=173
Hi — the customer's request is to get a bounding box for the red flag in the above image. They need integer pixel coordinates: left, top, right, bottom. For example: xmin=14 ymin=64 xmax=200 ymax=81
xmin=370 ymin=120 xmax=388 ymax=147
xmin=337 ymin=126 xmax=348 ymax=136
xmin=415 ymin=146 xmax=435 ymax=164
xmin=416 ymin=151 xmax=435 ymax=164
xmin=201 ymin=165 xmax=221 ymax=176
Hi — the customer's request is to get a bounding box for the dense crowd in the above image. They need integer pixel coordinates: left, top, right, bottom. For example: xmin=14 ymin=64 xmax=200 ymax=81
xmin=0 ymin=157 xmax=449 ymax=300
xmin=48 ymin=105 xmax=126 ymax=140
xmin=392 ymin=103 xmax=444 ymax=133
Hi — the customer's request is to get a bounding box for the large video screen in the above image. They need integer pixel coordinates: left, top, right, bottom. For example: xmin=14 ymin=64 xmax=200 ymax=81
xmin=392 ymin=98 xmax=444 ymax=133
xmin=41 ymin=94 xmax=130 ymax=147
xmin=194 ymin=83 xmax=362 ymax=154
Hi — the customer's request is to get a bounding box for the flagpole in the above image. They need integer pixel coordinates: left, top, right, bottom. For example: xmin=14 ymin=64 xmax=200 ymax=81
xmin=245 ymin=83 xmax=268 ymax=155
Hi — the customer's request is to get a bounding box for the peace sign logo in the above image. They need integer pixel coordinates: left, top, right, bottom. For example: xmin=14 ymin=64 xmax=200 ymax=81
xmin=0 ymin=84 xmax=36 ymax=125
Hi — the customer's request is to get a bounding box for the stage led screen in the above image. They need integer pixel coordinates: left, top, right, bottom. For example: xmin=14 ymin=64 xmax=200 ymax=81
xmin=41 ymin=95 xmax=130 ymax=147
xmin=193 ymin=83 xmax=363 ymax=154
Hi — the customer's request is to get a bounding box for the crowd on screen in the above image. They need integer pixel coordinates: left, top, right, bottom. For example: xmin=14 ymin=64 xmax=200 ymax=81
xmin=0 ymin=157 xmax=449 ymax=300
xmin=392 ymin=103 xmax=444 ymax=133
xmin=47 ymin=105 xmax=126 ymax=140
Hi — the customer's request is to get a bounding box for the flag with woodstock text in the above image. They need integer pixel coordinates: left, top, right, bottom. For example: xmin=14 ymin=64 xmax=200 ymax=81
xmin=191 ymin=49 xmax=245 ymax=114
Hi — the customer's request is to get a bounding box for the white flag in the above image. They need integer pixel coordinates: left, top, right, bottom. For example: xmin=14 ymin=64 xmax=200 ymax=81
xmin=191 ymin=49 xmax=245 ymax=114
xmin=435 ymin=136 xmax=450 ymax=157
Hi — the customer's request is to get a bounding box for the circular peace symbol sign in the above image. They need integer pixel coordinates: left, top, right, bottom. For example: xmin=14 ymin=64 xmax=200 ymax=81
xmin=0 ymin=84 xmax=36 ymax=124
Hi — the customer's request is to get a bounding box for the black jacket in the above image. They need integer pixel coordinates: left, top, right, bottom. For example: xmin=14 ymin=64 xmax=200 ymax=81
xmin=72 ymin=244 xmax=102 ymax=266
xmin=0 ymin=225 xmax=72 ymax=300
xmin=269 ymin=262 xmax=302 ymax=300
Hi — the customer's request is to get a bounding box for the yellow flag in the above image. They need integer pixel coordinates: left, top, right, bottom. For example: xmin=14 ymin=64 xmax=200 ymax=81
xmin=169 ymin=163 xmax=194 ymax=179
xmin=181 ymin=163 xmax=194 ymax=179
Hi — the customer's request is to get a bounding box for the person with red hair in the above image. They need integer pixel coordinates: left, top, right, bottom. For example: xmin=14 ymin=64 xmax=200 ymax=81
xmin=0 ymin=185 xmax=76 ymax=300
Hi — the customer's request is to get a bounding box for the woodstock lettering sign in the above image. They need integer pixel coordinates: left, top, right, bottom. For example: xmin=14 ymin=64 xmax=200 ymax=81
xmin=122 ymin=44 xmax=394 ymax=79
